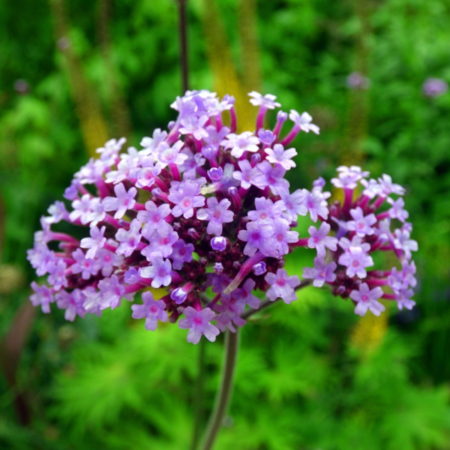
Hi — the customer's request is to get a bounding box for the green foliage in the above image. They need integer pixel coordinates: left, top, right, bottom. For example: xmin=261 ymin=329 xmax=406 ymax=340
xmin=1 ymin=0 xmax=450 ymax=448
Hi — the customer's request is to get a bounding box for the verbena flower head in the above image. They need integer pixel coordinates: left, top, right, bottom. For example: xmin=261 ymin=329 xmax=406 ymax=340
xmin=28 ymin=90 xmax=418 ymax=343
xmin=422 ymin=78 xmax=448 ymax=98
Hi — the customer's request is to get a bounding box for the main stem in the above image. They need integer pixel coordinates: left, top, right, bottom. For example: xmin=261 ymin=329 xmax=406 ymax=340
xmin=201 ymin=330 xmax=240 ymax=450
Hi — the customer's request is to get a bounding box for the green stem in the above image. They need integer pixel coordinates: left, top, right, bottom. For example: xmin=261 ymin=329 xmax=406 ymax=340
xmin=201 ymin=330 xmax=240 ymax=450
xmin=190 ymin=338 xmax=206 ymax=450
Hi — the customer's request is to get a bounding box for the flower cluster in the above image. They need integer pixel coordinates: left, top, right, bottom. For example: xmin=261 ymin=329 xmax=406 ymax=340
xmin=28 ymin=90 xmax=418 ymax=343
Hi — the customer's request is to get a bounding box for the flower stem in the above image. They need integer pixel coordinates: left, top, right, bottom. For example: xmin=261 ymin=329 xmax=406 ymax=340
xmin=190 ymin=338 xmax=206 ymax=450
xmin=201 ymin=330 xmax=240 ymax=450
xmin=177 ymin=0 xmax=189 ymax=93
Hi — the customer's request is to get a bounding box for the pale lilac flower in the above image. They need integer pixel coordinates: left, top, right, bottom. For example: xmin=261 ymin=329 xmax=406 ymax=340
xmin=350 ymin=283 xmax=385 ymax=316
xmin=265 ymin=144 xmax=297 ymax=170
xmin=30 ymin=282 xmax=54 ymax=313
xmin=197 ymin=197 xmax=234 ymax=236
xmin=279 ymin=189 xmax=308 ymax=221
xmin=97 ymin=275 xmax=128 ymax=310
xmin=142 ymin=230 xmax=178 ymax=259
xmin=103 ymin=183 xmax=137 ymax=219
xmin=253 ymin=161 xmax=289 ymax=195
xmin=138 ymin=201 xmax=172 ymax=238
xmin=389 ymin=260 xmax=417 ymax=290
xmin=338 ymin=246 xmax=374 ymax=278
xmin=378 ymin=174 xmax=405 ymax=196
xmin=233 ymin=160 xmax=258 ymax=190
xmin=303 ymin=257 xmax=337 ymax=287
xmin=347 ymin=207 xmax=377 ymax=237
xmin=132 ymin=292 xmax=168 ymax=331
xmin=55 ymin=289 xmax=86 ymax=321
xmin=307 ymin=222 xmax=338 ymax=256
xmin=96 ymin=248 xmax=122 ymax=277
xmin=179 ymin=114 xmax=209 ymax=140
xmin=331 ymin=166 xmax=369 ymax=189
xmin=222 ymin=131 xmax=260 ymax=158
xmin=265 ymin=269 xmax=300 ymax=304
xmin=171 ymin=239 xmax=194 ymax=270
xmin=81 ymin=226 xmax=106 ymax=259
xmin=233 ymin=279 xmax=260 ymax=309
xmin=271 ymin=219 xmax=299 ymax=256
xmin=178 ymin=307 xmax=220 ymax=344
xmin=423 ymin=78 xmax=448 ymax=97
xmin=393 ymin=228 xmax=418 ymax=260
xmin=168 ymin=180 xmax=205 ymax=219
xmin=139 ymin=256 xmax=172 ymax=288
xmin=346 ymin=72 xmax=370 ymax=90
xmin=158 ymin=141 xmax=188 ymax=166
xmin=289 ymin=110 xmax=320 ymax=134
xmin=116 ymin=220 xmax=142 ymax=257
xmin=395 ymin=288 xmax=416 ymax=310
xmin=304 ymin=190 xmax=329 ymax=222
xmin=248 ymin=197 xmax=285 ymax=222
xmin=248 ymin=91 xmax=281 ymax=109
xmin=45 ymin=201 xmax=69 ymax=224
xmin=47 ymin=260 xmax=68 ymax=291
xmin=70 ymin=194 xmax=94 ymax=224
xmin=140 ymin=129 xmax=167 ymax=155
xmin=71 ymin=249 xmax=99 ymax=280
xmin=258 ymin=129 xmax=275 ymax=146
xmin=88 ymin=198 xmax=106 ymax=226
xmin=387 ymin=198 xmax=409 ymax=222
xmin=238 ymin=222 xmax=274 ymax=256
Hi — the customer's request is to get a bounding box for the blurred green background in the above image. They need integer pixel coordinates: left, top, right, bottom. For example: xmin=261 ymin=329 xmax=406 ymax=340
xmin=1 ymin=0 xmax=450 ymax=449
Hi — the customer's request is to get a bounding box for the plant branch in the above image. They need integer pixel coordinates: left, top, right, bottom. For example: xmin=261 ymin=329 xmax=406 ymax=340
xmin=241 ymin=280 xmax=312 ymax=320
xmin=201 ymin=329 xmax=239 ymax=450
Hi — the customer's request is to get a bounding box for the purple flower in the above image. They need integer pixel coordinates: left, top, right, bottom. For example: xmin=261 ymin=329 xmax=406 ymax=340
xmin=71 ymin=248 xmax=99 ymax=280
xmin=347 ymin=207 xmax=377 ymax=237
xmin=211 ymin=236 xmax=227 ymax=252
xmin=304 ymin=190 xmax=329 ymax=222
xmin=258 ymin=129 xmax=275 ymax=146
xmin=303 ymin=257 xmax=337 ymax=287
xmin=142 ymin=230 xmax=179 ymax=259
xmin=350 ymin=283 xmax=385 ymax=316
xmin=70 ymin=194 xmax=94 ymax=224
xmin=233 ymin=279 xmax=260 ymax=309
xmin=389 ymin=260 xmax=417 ymax=291
xmin=338 ymin=245 xmax=374 ymax=278
xmin=103 ymin=183 xmax=137 ymax=219
xmin=238 ymin=222 xmax=274 ymax=256
xmin=222 ymin=131 xmax=260 ymax=158
xmin=116 ymin=220 xmax=142 ymax=257
xmin=171 ymin=239 xmax=194 ymax=270
xmin=248 ymin=197 xmax=284 ymax=222
xmin=30 ymin=282 xmax=54 ymax=313
xmin=248 ymin=91 xmax=281 ymax=109
xmin=138 ymin=201 xmax=172 ymax=238
xmin=233 ymin=160 xmax=258 ymax=190
xmin=178 ymin=307 xmax=220 ymax=344
xmin=395 ymin=288 xmax=416 ymax=310
xmin=289 ymin=110 xmax=320 ymax=134
xmin=97 ymin=275 xmax=130 ymax=310
xmin=55 ymin=289 xmax=86 ymax=321
xmin=265 ymin=144 xmax=297 ymax=170
xmin=271 ymin=219 xmax=299 ymax=256
xmin=265 ymin=269 xmax=300 ymax=304
xmin=197 ymin=197 xmax=234 ymax=236
xmin=168 ymin=180 xmax=205 ymax=219
xmin=252 ymin=261 xmax=267 ymax=276
xmin=331 ymin=166 xmax=369 ymax=189
xmin=253 ymin=161 xmax=289 ymax=195
xmin=307 ymin=222 xmax=338 ymax=256
xmin=423 ymin=78 xmax=448 ymax=97
xmin=132 ymin=291 xmax=168 ymax=331
xmin=387 ymin=198 xmax=409 ymax=222
xmin=47 ymin=259 xmax=68 ymax=291
xmin=80 ymin=226 xmax=106 ymax=259
xmin=139 ymin=256 xmax=172 ymax=288
xmin=346 ymin=72 xmax=370 ymax=90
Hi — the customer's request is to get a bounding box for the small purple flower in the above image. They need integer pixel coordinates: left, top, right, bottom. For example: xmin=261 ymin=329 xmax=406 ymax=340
xmin=139 ymin=256 xmax=172 ymax=288
xmin=350 ymin=283 xmax=385 ymax=316
xmin=307 ymin=222 xmax=338 ymax=257
xmin=233 ymin=160 xmax=258 ymax=190
xmin=30 ymin=282 xmax=54 ymax=313
xmin=80 ymin=226 xmax=106 ymax=259
xmin=138 ymin=201 xmax=172 ymax=238
xmin=168 ymin=180 xmax=205 ymax=219
xmin=142 ymin=230 xmax=178 ymax=259
xmin=178 ymin=307 xmax=220 ymax=344
xmin=71 ymin=248 xmax=99 ymax=280
xmin=171 ymin=239 xmax=194 ymax=270
xmin=222 ymin=131 xmax=260 ymax=158
xmin=103 ymin=183 xmax=137 ymax=219
xmin=70 ymin=194 xmax=94 ymax=224
xmin=253 ymin=161 xmax=289 ymax=195
xmin=47 ymin=259 xmax=68 ymax=291
xmin=303 ymin=190 xmax=329 ymax=222
xmin=116 ymin=220 xmax=142 ymax=257
xmin=395 ymin=288 xmax=416 ymax=310
xmin=248 ymin=91 xmax=281 ymax=109
xmin=289 ymin=110 xmax=320 ymax=134
xmin=55 ymin=289 xmax=86 ymax=321
xmin=238 ymin=222 xmax=274 ymax=256
xmin=248 ymin=197 xmax=284 ymax=222
xmin=303 ymin=257 xmax=337 ymax=287
xmin=265 ymin=269 xmax=300 ymax=304
xmin=389 ymin=260 xmax=417 ymax=291
xmin=131 ymin=291 xmax=168 ymax=331
xmin=338 ymin=246 xmax=374 ymax=278
xmin=423 ymin=78 xmax=448 ymax=98
xmin=387 ymin=198 xmax=409 ymax=223
xmin=252 ymin=261 xmax=266 ymax=276
xmin=258 ymin=129 xmax=275 ymax=146
xmin=378 ymin=174 xmax=405 ymax=196
xmin=331 ymin=166 xmax=369 ymax=189
xmin=265 ymin=144 xmax=297 ymax=170
xmin=197 ymin=197 xmax=234 ymax=236
xmin=347 ymin=207 xmax=377 ymax=237
xmin=97 ymin=275 xmax=129 ymax=310
xmin=233 ymin=279 xmax=260 ymax=309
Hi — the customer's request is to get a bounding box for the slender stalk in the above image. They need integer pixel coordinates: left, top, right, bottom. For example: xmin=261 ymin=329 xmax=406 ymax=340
xmin=190 ymin=338 xmax=206 ymax=450
xmin=177 ymin=0 xmax=189 ymax=93
xmin=201 ymin=330 xmax=240 ymax=450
